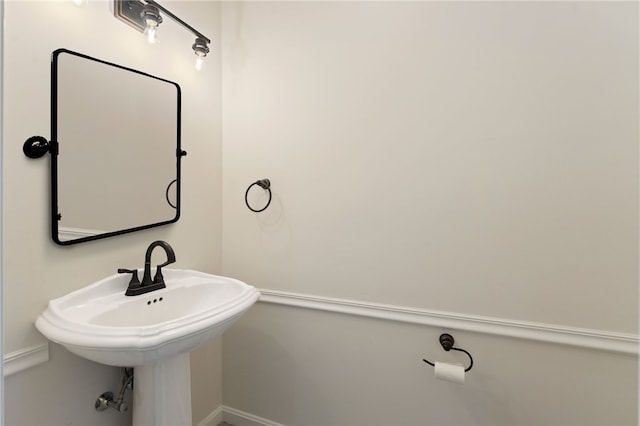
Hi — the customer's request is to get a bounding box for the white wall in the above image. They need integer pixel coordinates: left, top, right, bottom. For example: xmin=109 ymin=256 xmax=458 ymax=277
xmin=0 ymin=0 xmax=4 ymax=422
xmin=2 ymin=1 xmax=222 ymax=425
xmin=220 ymin=2 xmax=638 ymax=425
xmin=3 ymin=2 xmax=637 ymax=425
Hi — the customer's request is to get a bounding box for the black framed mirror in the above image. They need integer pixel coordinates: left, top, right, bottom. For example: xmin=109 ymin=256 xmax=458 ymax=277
xmin=24 ymin=49 xmax=184 ymax=245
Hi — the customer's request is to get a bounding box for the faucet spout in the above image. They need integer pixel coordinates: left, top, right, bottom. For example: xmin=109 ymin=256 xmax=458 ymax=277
xmin=142 ymin=240 xmax=176 ymax=287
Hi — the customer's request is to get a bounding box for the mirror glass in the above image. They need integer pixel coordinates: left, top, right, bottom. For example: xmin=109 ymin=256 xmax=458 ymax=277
xmin=52 ymin=49 xmax=182 ymax=245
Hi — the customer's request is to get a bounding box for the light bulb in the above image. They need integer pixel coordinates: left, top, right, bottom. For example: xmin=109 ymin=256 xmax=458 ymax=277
xmin=195 ymin=55 xmax=205 ymax=71
xmin=140 ymin=5 xmax=162 ymax=45
xmin=145 ymin=25 xmax=158 ymax=44
xmin=192 ymin=37 xmax=210 ymax=72
xmin=72 ymin=0 xmax=88 ymax=6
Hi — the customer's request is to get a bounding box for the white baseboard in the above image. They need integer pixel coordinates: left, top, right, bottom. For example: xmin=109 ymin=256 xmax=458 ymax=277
xmin=197 ymin=405 xmax=282 ymax=426
xmin=196 ymin=405 xmax=223 ymax=426
xmin=222 ymin=406 xmax=284 ymax=426
xmin=259 ymin=289 xmax=639 ymax=355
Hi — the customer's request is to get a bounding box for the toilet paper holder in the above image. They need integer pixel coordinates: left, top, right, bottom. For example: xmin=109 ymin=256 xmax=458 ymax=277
xmin=422 ymin=333 xmax=474 ymax=372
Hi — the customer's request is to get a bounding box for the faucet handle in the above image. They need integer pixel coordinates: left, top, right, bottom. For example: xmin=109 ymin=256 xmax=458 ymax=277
xmin=117 ymin=268 xmax=140 ymax=287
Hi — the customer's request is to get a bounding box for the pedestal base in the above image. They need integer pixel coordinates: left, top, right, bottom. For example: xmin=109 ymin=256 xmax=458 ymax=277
xmin=132 ymin=352 xmax=192 ymax=426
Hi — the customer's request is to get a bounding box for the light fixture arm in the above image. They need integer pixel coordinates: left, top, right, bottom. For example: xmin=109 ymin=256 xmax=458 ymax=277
xmin=114 ymin=0 xmax=211 ymax=44
xmin=144 ymin=0 xmax=210 ymax=44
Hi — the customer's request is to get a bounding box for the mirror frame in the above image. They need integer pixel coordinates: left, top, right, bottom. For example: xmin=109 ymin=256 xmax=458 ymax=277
xmin=50 ymin=48 xmax=183 ymax=245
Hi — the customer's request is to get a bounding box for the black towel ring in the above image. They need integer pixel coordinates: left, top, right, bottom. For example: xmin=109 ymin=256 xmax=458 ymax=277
xmin=245 ymin=179 xmax=272 ymax=213
xmin=422 ymin=333 xmax=474 ymax=372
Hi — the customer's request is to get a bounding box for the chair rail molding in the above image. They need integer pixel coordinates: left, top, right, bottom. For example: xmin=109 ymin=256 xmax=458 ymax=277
xmin=3 ymin=343 xmax=50 ymax=376
xmin=5 ymin=290 xmax=637 ymax=376
xmin=258 ymin=289 xmax=639 ymax=355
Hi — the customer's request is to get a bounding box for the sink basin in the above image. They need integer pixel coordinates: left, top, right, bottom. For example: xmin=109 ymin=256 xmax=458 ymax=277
xmin=35 ymin=269 xmax=260 ymax=367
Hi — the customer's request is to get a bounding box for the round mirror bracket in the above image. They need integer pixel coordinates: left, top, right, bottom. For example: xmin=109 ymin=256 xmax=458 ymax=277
xmin=23 ymin=136 xmax=52 ymax=159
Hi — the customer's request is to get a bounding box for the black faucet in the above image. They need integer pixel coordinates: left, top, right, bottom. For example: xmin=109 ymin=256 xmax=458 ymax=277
xmin=118 ymin=240 xmax=176 ymax=296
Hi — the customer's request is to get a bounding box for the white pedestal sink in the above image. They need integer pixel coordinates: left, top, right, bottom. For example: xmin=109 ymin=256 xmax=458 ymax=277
xmin=35 ymin=269 xmax=260 ymax=426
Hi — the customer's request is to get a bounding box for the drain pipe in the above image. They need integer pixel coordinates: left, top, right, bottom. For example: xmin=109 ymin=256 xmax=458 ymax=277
xmin=95 ymin=368 xmax=133 ymax=413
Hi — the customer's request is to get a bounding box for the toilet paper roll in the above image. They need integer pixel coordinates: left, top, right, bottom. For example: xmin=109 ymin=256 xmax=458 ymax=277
xmin=434 ymin=362 xmax=465 ymax=384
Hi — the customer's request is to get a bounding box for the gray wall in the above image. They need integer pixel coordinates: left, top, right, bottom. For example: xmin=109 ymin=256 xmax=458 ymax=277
xmin=220 ymin=2 xmax=639 ymax=425
xmin=3 ymin=1 xmax=638 ymax=425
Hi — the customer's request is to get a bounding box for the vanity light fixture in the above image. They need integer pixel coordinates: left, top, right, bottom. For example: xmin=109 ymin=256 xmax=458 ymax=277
xmin=114 ymin=0 xmax=211 ymax=64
